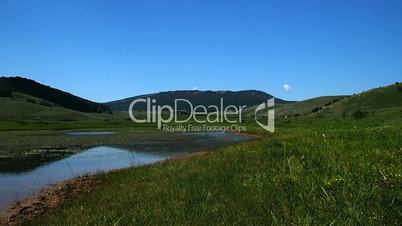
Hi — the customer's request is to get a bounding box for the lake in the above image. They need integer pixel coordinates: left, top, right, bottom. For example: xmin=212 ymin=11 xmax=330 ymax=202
xmin=0 ymin=131 xmax=252 ymax=212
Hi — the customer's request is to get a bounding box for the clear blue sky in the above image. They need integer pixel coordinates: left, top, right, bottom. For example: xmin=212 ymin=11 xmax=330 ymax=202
xmin=1 ymin=0 xmax=401 ymax=102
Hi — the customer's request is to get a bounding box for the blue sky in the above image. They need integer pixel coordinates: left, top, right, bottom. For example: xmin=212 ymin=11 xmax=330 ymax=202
xmin=1 ymin=0 xmax=402 ymax=102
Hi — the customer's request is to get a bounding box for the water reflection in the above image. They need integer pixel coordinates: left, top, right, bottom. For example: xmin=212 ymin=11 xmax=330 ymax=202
xmin=0 ymin=131 xmax=252 ymax=211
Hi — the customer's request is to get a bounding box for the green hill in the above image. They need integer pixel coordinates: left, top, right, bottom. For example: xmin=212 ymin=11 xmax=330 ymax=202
xmin=0 ymin=92 xmax=93 ymax=121
xmin=106 ymin=90 xmax=294 ymax=111
xmin=0 ymin=76 xmax=111 ymax=113
xmin=243 ymin=96 xmax=347 ymax=118
xmin=276 ymin=96 xmax=348 ymax=118
xmin=249 ymin=83 xmax=402 ymax=120
xmin=320 ymin=83 xmax=402 ymax=118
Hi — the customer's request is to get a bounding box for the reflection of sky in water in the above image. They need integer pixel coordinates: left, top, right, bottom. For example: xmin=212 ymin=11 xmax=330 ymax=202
xmin=0 ymin=132 xmax=252 ymax=212
xmin=0 ymin=147 xmax=176 ymax=212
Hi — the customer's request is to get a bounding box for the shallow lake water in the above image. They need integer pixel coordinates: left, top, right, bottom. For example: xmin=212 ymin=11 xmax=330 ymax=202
xmin=0 ymin=131 xmax=252 ymax=211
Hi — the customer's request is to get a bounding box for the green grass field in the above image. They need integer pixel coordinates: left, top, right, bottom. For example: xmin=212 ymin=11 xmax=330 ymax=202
xmin=1 ymin=83 xmax=401 ymax=225
xmin=25 ymin=116 xmax=402 ymax=225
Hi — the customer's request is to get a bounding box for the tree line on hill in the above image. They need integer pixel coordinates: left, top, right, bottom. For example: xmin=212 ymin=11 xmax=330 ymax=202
xmin=0 ymin=76 xmax=112 ymax=113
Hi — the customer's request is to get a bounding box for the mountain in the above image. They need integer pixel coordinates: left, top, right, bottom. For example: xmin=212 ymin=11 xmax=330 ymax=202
xmin=275 ymin=95 xmax=348 ymax=117
xmin=106 ymin=90 xmax=294 ymax=111
xmin=0 ymin=92 xmax=93 ymax=121
xmin=0 ymin=76 xmax=112 ymax=113
xmin=320 ymin=83 xmax=402 ymax=117
xmin=245 ymin=82 xmax=402 ymax=119
xmin=267 ymin=82 xmax=402 ymax=119
xmin=242 ymin=95 xmax=348 ymax=117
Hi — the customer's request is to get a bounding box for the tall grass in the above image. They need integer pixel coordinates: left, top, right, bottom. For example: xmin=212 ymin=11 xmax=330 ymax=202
xmin=29 ymin=123 xmax=402 ymax=225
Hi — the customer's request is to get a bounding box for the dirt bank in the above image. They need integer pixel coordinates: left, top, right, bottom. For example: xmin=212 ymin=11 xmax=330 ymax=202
xmin=0 ymin=151 xmax=211 ymax=226
xmin=0 ymin=176 xmax=100 ymax=226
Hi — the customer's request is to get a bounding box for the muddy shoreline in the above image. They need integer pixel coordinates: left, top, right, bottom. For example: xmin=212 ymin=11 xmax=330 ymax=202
xmin=0 ymin=132 xmax=257 ymax=225
xmin=0 ymin=175 xmax=100 ymax=226
xmin=0 ymin=150 xmax=212 ymax=226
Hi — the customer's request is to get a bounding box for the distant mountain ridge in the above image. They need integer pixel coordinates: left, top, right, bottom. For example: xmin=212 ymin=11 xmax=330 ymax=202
xmin=0 ymin=76 xmax=111 ymax=113
xmin=106 ymin=90 xmax=294 ymax=111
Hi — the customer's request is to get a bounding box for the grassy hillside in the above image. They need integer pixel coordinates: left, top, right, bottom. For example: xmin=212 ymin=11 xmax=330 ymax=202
xmin=0 ymin=92 xmax=134 ymax=131
xmin=276 ymin=96 xmax=348 ymax=118
xmin=249 ymin=83 xmax=401 ymax=120
xmin=0 ymin=76 xmax=111 ymax=113
xmin=242 ymin=96 xmax=347 ymax=118
xmin=23 ymin=83 xmax=402 ymax=225
xmin=321 ymin=83 xmax=402 ymax=117
xmin=106 ymin=90 xmax=294 ymax=111
xmin=242 ymin=103 xmax=288 ymax=116
xmin=0 ymin=92 xmax=92 ymax=121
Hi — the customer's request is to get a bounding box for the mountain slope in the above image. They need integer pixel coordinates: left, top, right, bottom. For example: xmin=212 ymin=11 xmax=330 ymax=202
xmin=106 ymin=90 xmax=294 ymax=111
xmin=247 ymin=83 xmax=402 ymax=119
xmin=0 ymin=76 xmax=111 ymax=113
xmin=276 ymin=95 xmax=348 ymax=117
xmin=0 ymin=92 xmax=92 ymax=121
xmin=242 ymin=96 xmax=347 ymax=117
xmin=320 ymin=83 xmax=402 ymax=116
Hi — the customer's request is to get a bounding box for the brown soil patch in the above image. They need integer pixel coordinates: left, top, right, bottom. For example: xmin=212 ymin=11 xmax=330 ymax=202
xmin=0 ymin=151 xmax=209 ymax=226
xmin=0 ymin=176 xmax=101 ymax=226
xmin=0 ymin=135 xmax=258 ymax=225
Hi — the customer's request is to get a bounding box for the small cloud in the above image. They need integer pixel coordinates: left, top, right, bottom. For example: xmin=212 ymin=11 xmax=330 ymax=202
xmin=192 ymin=86 xmax=199 ymax=90
xmin=283 ymin=84 xmax=291 ymax=92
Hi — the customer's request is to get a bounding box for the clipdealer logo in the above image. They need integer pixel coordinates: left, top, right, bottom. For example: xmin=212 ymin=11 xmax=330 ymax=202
xmin=254 ymin=98 xmax=275 ymax=132
xmin=128 ymin=98 xmax=275 ymax=132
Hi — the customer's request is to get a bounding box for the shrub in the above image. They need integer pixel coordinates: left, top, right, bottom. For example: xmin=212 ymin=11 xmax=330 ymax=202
xmin=352 ymin=109 xmax=368 ymax=119
xmin=26 ymin=99 xmax=37 ymax=104
xmin=312 ymin=106 xmax=322 ymax=113
xmin=396 ymin=82 xmax=402 ymax=92
xmin=39 ymin=99 xmax=53 ymax=107
xmin=0 ymin=89 xmax=12 ymax=97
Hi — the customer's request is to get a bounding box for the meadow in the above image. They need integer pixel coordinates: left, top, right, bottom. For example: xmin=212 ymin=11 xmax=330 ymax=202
xmin=0 ymin=84 xmax=401 ymax=225
xmin=23 ymin=113 xmax=402 ymax=225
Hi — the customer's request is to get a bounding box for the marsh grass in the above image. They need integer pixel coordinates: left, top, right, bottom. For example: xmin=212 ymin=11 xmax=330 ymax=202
xmin=28 ymin=119 xmax=402 ymax=225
